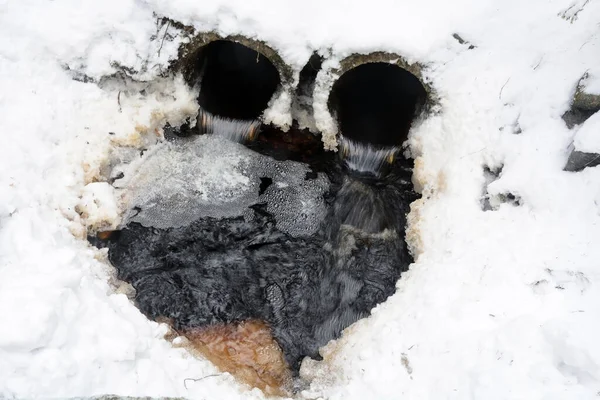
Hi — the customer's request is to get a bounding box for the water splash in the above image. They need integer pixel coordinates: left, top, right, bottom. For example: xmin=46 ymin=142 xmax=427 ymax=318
xmin=198 ymin=108 xmax=261 ymax=143
xmin=329 ymin=177 xmax=405 ymax=235
xmin=339 ymin=135 xmax=399 ymax=177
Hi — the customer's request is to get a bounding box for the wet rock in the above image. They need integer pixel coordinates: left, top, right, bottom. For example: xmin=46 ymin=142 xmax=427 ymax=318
xmin=562 ymin=74 xmax=600 ymax=171
xmin=564 ymin=106 xmax=600 ymax=172
xmin=564 ymin=149 xmax=600 ymax=172
xmin=562 ymin=108 xmax=597 ymax=129
xmin=562 ymin=73 xmax=600 ymax=129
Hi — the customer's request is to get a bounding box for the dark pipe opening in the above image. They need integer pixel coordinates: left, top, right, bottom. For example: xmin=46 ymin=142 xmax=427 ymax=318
xmin=193 ymin=40 xmax=281 ymax=120
xmin=328 ymin=62 xmax=427 ymax=147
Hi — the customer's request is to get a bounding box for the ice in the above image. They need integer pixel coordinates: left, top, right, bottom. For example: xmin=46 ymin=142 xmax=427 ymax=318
xmin=118 ymin=136 xmax=256 ymax=228
xmin=261 ymin=172 xmax=330 ymax=237
xmin=118 ymin=134 xmax=330 ymax=237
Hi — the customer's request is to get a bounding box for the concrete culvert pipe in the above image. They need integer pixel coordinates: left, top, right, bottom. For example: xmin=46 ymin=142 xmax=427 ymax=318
xmin=194 ymin=40 xmax=281 ymax=121
xmin=175 ymin=32 xmax=295 ymax=137
xmin=313 ymin=52 xmax=432 ymax=151
xmin=328 ymin=62 xmax=427 ymax=148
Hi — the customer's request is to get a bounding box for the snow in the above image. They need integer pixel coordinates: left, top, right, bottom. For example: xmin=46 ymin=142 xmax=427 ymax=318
xmin=581 ymin=71 xmax=600 ymax=96
xmin=77 ymin=182 xmax=121 ymax=232
xmin=572 ymin=71 xmax=600 ymax=153
xmin=1 ymin=0 xmax=600 ymax=399
xmin=574 ymin=111 xmax=600 ymax=154
xmin=586 ymin=75 xmax=600 ymax=95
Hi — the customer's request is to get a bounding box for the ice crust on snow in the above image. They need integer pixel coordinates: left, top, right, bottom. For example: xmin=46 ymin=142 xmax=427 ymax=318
xmin=118 ymin=134 xmax=329 ymax=237
xmin=2 ymin=0 xmax=600 ymax=398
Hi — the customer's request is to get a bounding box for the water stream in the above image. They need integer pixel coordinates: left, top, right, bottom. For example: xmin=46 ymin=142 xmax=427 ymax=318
xmin=93 ymin=123 xmax=417 ymax=387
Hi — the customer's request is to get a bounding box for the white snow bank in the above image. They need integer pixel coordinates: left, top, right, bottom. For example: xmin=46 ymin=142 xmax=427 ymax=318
xmin=147 ymin=0 xmax=494 ymax=69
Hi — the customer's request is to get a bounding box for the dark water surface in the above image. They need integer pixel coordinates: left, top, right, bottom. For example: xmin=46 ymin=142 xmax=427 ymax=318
xmin=93 ymin=132 xmax=417 ymax=372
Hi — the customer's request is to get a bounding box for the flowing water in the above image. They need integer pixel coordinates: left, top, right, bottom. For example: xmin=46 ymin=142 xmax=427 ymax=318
xmin=338 ymin=134 xmax=400 ymax=178
xmin=93 ymin=121 xmax=417 ymax=392
xmin=198 ymin=107 xmax=262 ymax=143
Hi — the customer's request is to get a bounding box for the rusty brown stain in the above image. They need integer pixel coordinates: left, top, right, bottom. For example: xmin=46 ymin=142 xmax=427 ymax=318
xmin=97 ymin=231 xmax=115 ymax=240
xmin=181 ymin=320 xmax=292 ymax=396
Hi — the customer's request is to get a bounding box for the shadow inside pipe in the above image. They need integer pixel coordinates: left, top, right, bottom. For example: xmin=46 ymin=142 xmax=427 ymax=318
xmin=328 ymin=62 xmax=427 ymax=148
xmin=191 ymin=40 xmax=281 ymax=121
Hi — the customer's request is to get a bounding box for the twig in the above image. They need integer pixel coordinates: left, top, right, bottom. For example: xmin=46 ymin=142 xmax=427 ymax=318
xmin=561 ymin=3 xmax=576 ymax=16
xmin=579 ymin=33 xmax=596 ymax=51
xmin=117 ymin=91 xmax=122 ymax=113
xmin=558 ymin=0 xmax=590 ymax=22
xmin=533 ymin=56 xmax=544 ymax=70
xmin=499 ymin=78 xmax=510 ymax=100
xmin=183 ymin=374 xmax=221 ymax=389
xmin=571 ymin=0 xmax=590 ymax=21
xmin=460 ymin=147 xmax=486 ymax=159
xmin=158 ymin=20 xmax=171 ymax=58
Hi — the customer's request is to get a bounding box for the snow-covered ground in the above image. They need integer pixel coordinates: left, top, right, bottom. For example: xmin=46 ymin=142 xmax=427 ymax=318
xmin=1 ymin=0 xmax=599 ymax=398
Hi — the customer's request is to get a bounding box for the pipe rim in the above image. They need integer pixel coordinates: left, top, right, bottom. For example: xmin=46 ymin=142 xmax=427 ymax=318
xmin=314 ymin=51 xmax=436 ymax=151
